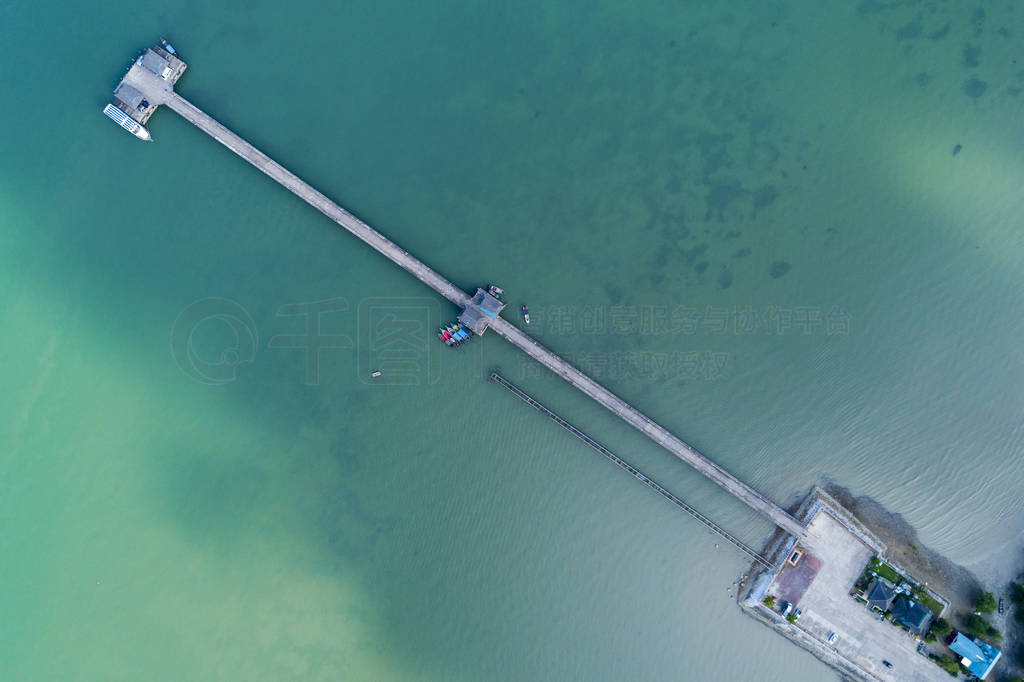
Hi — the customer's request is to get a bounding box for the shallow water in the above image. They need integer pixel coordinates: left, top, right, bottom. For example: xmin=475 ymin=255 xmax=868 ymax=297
xmin=2 ymin=1 xmax=1023 ymax=680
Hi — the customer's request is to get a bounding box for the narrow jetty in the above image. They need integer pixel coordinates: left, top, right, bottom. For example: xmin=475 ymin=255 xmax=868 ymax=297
xmin=490 ymin=372 xmax=773 ymax=568
xmin=108 ymin=43 xmax=805 ymax=541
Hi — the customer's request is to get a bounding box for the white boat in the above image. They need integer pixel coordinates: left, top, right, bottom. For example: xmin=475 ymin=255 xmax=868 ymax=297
xmin=103 ymin=104 xmax=152 ymax=141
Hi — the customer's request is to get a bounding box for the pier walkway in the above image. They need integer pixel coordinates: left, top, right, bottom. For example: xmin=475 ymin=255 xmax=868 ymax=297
xmin=117 ymin=48 xmax=805 ymax=541
xmin=490 ymin=372 xmax=773 ymax=568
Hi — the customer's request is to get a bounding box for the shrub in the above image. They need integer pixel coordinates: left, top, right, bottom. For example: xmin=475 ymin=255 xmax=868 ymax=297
xmin=1011 ymin=582 xmax=1024 ymax=605
xmin=930 ymin=653 xmax=960 ymax=677
xmin=931 ymin=618 xmax=952 ymax=637
xmin=975 ymin=591 xmax=997 ymax=614
xmin=763 ymin=596 xmax=776 ymax=607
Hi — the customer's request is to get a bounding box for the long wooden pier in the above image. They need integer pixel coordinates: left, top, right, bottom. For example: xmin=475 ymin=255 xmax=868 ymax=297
xmin=115 ymin=45 xmax=805 ymax=541
xmin=490 ymin=372 xmax=773 ymax=568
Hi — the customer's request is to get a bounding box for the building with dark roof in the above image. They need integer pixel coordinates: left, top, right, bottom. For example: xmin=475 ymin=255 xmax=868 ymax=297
xmin=457 ymin=288 xmax=506 ymax=335
xmin=889 ymin=595 xmax=933 ymax=635
xmin=865 ymin=577 xmax=896 ymax=611
xmin=113 ymin=83 xmax=146 ymax=110
xmin=949 ymin=632 xmax=1001 ymax=680
xmin=140 ymin=49 xmax=173 ymax=79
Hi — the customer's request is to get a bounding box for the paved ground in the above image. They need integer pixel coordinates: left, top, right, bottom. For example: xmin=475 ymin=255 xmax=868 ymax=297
xmin=772 ymin=511 xmax=949 ymax=682
xmin=775 ymin=552 xmax=820 ymax=607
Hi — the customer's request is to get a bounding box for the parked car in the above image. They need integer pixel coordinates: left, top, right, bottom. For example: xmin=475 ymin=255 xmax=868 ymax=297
xmin=882 ymin=660 xmax=893 ymax=669
xmin=780 ymin=601 xmax=793 ymax=617
xmin=827 ymin=632 xmax=838 ymax=644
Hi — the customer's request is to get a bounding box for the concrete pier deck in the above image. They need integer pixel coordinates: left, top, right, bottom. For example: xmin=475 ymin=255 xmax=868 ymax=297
xmin=116 ymin=47 xmax=805 ymax=540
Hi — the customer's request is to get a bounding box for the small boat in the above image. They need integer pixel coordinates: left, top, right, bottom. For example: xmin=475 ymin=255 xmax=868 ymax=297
xmin=522 ymin=305 xmax=530 ymax=324
xmin=371 ymin=371 xmax=382 ymax=378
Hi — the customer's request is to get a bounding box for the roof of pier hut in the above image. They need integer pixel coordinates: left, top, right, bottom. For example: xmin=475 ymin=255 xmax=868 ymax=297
xmin=113 ymin=83 xmax=146 ymax=110
xmin=139 ymin=50 xmax=172 ymax=78
xmin=457 ymin=288 xmax=506 ymax=335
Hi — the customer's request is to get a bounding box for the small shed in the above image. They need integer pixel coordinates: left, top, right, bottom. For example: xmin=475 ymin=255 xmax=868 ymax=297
xmin=140 ymin=49 xmax=173 ymax=79
xmin=458 ymin=288 xmax=506 ymax=335
xmin=113 ymin=83 xmax=146 ymax=110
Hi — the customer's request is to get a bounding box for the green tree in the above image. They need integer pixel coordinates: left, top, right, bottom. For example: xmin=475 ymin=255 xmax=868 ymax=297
xmin=1011 ymin=582 xmax=1024 ymax=605
xmin=763 ymin=596 xmax=776 ymax=607
xmin=965 ymin=614 xmax=1003 ymax=642
xmin=786 ymin=613 xmax=798 ymax=624
xmin=965 ymin=614 xmax=988 ymax=637
xmin=976 ymin=591 xmax=997 ymax=614
xmin=931 ymin=618 xmax=952 ymax=637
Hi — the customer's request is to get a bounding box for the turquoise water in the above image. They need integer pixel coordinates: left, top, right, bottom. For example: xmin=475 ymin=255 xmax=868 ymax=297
xmin=2 ymin=1 xmax=1023 ymax=679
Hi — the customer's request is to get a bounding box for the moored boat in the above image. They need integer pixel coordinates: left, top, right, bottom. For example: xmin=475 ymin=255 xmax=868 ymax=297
xmin=103 ymin=103 xmax=152 ymax=141
xmin=522 ymin=305 xmax=530 ymax=324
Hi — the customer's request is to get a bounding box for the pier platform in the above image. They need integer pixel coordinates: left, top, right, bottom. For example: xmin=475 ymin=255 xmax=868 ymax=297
xmin=113 ymin=45 xmax=186 ymax=125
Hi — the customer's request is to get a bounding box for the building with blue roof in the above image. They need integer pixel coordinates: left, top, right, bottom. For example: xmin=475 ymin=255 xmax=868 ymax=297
xmin=949 ymin=632 xmax=1001 ymax=680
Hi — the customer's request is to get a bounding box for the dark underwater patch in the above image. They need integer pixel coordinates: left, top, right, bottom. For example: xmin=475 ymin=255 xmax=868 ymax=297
xmin=962 ymin=77 xmax=987 ymax=99
xmin=896 ymin=20 xmax=922 ymax=41
xmin=962 ymin=44 xmax=981 ymax=68
xmin=769 ymin=261 xmax=792 ymax=279
xmin=753 ymin=185 xmax=779 ymax=214
xmin=717 ymin=268 xmax=733 ymax=289
xmin=704 ymin=177 xmax=749 ymax=220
